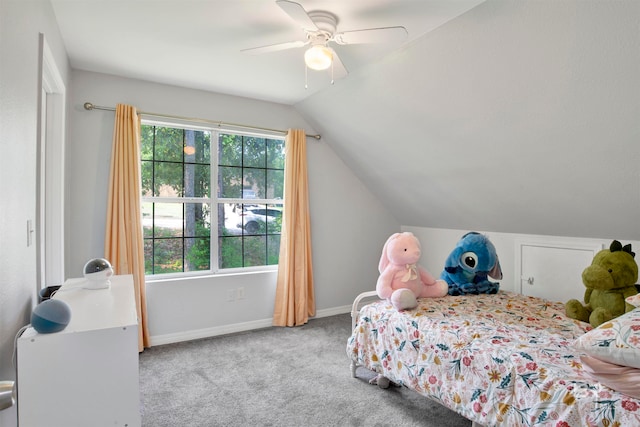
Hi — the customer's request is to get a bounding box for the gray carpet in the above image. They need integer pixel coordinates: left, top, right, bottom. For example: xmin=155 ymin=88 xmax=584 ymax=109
xmin=139 ymin=313 xmax=472 ymax=427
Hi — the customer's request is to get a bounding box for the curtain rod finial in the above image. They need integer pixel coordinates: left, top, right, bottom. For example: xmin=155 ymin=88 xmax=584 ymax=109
xmin=83 ymin=102 xmax=94 ymax=111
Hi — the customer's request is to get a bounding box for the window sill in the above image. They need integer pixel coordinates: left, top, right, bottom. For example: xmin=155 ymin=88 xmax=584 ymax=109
xmin=145 ymin=266 xmax=278 ymax=284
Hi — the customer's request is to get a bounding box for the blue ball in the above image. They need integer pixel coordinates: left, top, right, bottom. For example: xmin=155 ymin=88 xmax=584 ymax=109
xmin=31 ymin=299 xmax=71 ymax=334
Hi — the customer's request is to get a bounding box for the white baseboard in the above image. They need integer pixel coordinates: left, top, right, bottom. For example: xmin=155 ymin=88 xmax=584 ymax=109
xmin=149 ymin=304 xmax=352 ymax=347
xmin=315 ymin=304 xmax=352 ymax=318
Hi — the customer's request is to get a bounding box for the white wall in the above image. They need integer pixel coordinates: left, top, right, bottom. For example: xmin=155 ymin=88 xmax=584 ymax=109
xmin=64 ymin=62 xmax=640 ymax=345
xmin=298 ymin=0 xmax=640 ymax=241
xmin=0 ymin=1 xmax=69 ymax=426
xmin=66 ymin=70 xmax=400 ymax=344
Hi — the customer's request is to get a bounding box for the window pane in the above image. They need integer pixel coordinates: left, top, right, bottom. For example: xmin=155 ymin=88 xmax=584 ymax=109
xmin=219 ymin=134 xmax=242 ymax=166
xmin=152 ymin=202 xmax=183 ymax=237
xmin=142 ymin=202 xmax=153 ymax=238
xmin=184 ymin=203 xmax=210 ymax=237
xmin=266 ymin=204 xmax=282 ymax=234
xmin=243 ymin=235 xmax=266 ymax=267
xmin=221 ymin=203 xmax=242 ymax=236
xmin=266 ymin=138 xmax=285 ymax=169
xmin=219 ymin=236 xmax=242 ymax=269
xmin=244 ymin=169 xmax=265 ymax=199
xmin=267 ymin=234 xmax=281 ymax=265
xmin=141 ymin=160 xmax=153 ymax=197
xmin=141 ymin=126 xmax=154 ymax=161
xmin=185 ymin=237 xmax=210 ymax=271
xmin=194 ymin=130 xmax=211 ymax=163
xmin=243 ymin=137 xmax=266 ymax=168
xmin=154 ymin=162 xmax=183 ymax=197
xmin=218 ymin=166 xmax=241 ymax=198
xmin=266 ymin=169 xmax=284 ymax=199
xmin=238 ymin=203 xmax=267 ymax=235
xmin=183 ymin=129 xmax=211 ymax=163
xmin=154 ymin=238 xmax=183 ymax=273
xmin=184 ymin=163 xmax=210 ymax=198
xmin=144 ymin=240 xmax=153 ymax=274
xmin=154 ymin=127 xmax=183 ymax=162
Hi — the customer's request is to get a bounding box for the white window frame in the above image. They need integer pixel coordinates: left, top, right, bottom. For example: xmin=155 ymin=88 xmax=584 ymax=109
xmin=140 ymin=118 xmax=285 ymax=280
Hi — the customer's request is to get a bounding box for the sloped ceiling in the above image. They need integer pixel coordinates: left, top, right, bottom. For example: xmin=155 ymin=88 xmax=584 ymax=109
xmin=52 ymin=0 xmax=640 ymax=240
xmin=297 ymin=0 xmax=640 ymax=240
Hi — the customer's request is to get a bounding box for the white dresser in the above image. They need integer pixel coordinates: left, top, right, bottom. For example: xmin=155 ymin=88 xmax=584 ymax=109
xmin=17 ymin=274 xmax=141 ymax=427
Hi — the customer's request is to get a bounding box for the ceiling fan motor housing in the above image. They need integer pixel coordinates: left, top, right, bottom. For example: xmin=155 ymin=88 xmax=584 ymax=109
xmin=307 ymin=11 xmax=338 ymax=41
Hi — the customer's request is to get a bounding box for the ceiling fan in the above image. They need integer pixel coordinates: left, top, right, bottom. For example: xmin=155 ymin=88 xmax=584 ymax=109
xmin=242 ymin=0 xmax=408 ymax=81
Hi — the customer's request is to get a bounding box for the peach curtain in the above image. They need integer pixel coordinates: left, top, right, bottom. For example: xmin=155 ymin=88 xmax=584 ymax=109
xmin=104 ymin=104 xmax=150 ymax=351
xmin=273 ymin=129 xmax=315 ymax=326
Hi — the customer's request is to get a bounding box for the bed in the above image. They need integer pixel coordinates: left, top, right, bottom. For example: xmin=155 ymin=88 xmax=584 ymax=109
xmin=347 ymin=290 xmax=640 ymax=427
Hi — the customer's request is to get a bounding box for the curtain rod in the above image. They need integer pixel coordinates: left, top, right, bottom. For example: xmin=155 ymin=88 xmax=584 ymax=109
xmin=83 ymin=102 xmax=321 ymax=140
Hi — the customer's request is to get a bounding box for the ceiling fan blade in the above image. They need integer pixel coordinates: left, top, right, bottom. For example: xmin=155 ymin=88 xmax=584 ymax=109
xmin=276 ymin=0 xmax=318 ymax=32
xmin=242 ymin=40 xmax=307 ymax=54
xmin=333 ymin=26 xmax=408 ymax=45
xmin=329 ymin=48 xmax=348 ymax=80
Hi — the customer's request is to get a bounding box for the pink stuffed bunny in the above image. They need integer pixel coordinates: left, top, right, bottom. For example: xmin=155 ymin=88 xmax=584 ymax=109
xmin=376 ymin=232 xmax=448 ymax=310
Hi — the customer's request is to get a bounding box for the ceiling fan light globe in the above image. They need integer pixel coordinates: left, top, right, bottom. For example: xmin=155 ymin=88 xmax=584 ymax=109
xmin=305 ymin=45 xmax=332 ymax=70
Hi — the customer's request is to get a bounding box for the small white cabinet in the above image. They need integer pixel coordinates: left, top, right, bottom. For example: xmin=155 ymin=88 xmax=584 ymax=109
xmin=17 ymin=274 xmax=141 ymax=427
xmin=516 ymin=240 xmax=603 ymax=303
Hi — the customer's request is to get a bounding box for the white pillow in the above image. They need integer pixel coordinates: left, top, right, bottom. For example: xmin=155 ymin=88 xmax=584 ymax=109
xmin=626 ymin=293 xmax=640 ymax=307
xmin=573 ymin=308 xmax=640 ymax=369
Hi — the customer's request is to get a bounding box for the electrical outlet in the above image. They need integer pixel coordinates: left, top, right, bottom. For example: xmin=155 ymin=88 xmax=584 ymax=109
xmin=227 ymin=289 xmax=236 ymax=302
xmin=237 ymin=287 xmax=245 ymax=300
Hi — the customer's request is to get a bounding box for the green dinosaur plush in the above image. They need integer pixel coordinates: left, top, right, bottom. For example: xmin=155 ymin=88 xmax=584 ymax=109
xmin=565 ymin=240 xmax=638 ymax=328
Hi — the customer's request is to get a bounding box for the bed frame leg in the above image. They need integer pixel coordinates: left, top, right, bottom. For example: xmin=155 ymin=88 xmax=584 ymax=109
xmin=349 ymin=291 xmax=379 ymax=380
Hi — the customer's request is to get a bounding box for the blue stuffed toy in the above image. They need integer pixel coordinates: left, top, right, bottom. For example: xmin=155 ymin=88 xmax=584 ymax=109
xmin=440 ymin=232 xmax=503 ymax=296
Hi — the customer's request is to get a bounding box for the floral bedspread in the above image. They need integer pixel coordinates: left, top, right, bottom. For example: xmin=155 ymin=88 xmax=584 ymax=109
xmin=347 ymin=291 xmax=640 ymax=427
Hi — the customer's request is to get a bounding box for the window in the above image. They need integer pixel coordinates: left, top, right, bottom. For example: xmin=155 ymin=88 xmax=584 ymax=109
xmin=140 ymin=121 xmax=285 ymax=277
